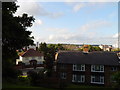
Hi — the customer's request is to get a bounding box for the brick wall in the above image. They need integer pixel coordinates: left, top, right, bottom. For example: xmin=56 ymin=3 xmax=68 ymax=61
xmin=56 ymin=63 xmax=120 ymax=87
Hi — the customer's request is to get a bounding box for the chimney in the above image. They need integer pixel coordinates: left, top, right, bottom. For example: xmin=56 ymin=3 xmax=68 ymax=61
xmin=83 ymin=45 xmax=89 ymax=53
xmin=36 ymin=42 xmax=39 ymax=51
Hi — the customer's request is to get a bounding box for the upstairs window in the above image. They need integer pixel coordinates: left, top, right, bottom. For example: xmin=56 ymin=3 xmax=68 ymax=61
xmin=73 ymin=64 xmax=85 ymax=71
xmin=91 ymin=65 xmax=104 ymax=72
xmin=111 ymin=67 xmax=117 ymax=71
xmin=60 ymin=64 xmax=66 ymax=69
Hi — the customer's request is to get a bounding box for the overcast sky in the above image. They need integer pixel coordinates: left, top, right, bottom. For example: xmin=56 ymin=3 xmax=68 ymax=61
xmin=15 ymin=0 xmax=119 ymax=47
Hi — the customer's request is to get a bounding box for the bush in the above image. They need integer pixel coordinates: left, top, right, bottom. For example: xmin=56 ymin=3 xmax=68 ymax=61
xmin=27 ymin=70 xmax=45 ymax=86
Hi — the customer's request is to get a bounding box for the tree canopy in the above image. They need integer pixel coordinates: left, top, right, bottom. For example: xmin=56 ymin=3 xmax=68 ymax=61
xmin=39 ymin=43 xmax=65 ymax=71
xmin=2 ymin=2 xmax=35 ymax=78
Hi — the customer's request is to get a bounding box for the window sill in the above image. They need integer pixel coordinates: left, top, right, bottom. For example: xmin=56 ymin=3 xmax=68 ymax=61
xmin=73 ymin=70 xmax=85 ymax=71
xmin=91 ymin=71 xmax=104 ymax=73
xmin=91 ymin=82 xmax=104 ymax=84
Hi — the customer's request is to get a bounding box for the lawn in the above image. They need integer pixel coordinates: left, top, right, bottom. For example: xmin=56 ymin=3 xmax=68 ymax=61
xmin=65 ymin=84 xmax=116 ymax=90
xmin=2 ymin=82 xmax=55 ymax=90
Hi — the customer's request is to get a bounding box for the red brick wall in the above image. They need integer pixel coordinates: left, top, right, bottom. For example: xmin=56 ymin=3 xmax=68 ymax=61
xmin=56 ymin=63 xmax=120 ymax=87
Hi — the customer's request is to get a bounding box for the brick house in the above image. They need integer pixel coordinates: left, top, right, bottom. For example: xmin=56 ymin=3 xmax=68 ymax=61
xmin=54 ymin=46 xmax=120 ymax=87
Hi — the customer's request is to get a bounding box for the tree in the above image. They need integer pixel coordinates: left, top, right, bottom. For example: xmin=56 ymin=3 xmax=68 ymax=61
xmin=113 ymin=71 xmax=120 ymax=88
xmin=2 ymin=2 xmax=35 ymax=78
xmin=39 ymin=42 xmax=48 ymax=60
xmin=39 ymin=43 xmax=65 ymax=76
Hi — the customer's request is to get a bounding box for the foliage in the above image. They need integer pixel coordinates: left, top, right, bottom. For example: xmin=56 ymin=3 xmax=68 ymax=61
xmin=3 ymin=79 xmax=54 ymax=90
xmin=113 ymin=71 xmax=120 ymax=88
xmin=2 ymin=2 xmax=35 ymax=78
xmin=88 ymin=45 xmax=102 ymax=52
xmin=78 ymin=48 xmax=83 ymax=51
xmin=27 ymin=70 xmax=45 ymax=86
xmin=39 ymin=43 xmax=65 ymax=71
xmin=112 ymin=48 xmax=120 ymax=51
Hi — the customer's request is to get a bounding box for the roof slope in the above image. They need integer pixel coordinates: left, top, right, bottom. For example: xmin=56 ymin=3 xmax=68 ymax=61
xmin=57 ymin=51 xmax=120 ymax=66
xmin=21 ymin=49 xmax=43 ymax=57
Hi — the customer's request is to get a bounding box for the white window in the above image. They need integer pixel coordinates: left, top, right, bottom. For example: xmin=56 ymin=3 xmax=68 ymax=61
xmin=72 ymin=74 xmax=85 ymax=83
xmin=111 ymin=67 xmax=117 ymax=71
xmin=31 ymin=57 xmax=35 ymax=60
xmin=91 ymin=65 xmax=104 ymax=72
xmin=91 ymin=75 xmax=104 ymax=84
xmin=60 ymin=72 xmax=66 ymax=79
xmin=73 ymin=64 xmax=85 ymax=71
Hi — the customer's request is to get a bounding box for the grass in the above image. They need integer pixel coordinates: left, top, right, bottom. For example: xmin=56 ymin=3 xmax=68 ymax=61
xmin=2 ymin=78 xmax=55 ymax=90
xmin=3 ymin=83 xmax=55 ymax=90
xmin=65 ymin=84 xmax=116 ymax=90
xmin=2 ymin=77 xmax=117 ymax=90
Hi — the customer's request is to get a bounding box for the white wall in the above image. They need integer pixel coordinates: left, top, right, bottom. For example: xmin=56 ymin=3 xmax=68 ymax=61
xmin=21 ymin=56 xmax=44 ymax=65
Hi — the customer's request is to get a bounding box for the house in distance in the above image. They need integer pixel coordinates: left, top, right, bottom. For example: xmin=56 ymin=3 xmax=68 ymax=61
xmin=16 ymin=48 xmax=44 ymax=76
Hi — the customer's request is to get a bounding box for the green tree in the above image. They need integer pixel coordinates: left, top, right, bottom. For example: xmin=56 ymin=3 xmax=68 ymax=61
xmin=39 ymin=42 xmax=48 ymax=60
xmin=2 ymin=2 xmax=35 ymax=78
xmin=93 ymin=46 xmax=102 ymax=51
xmin=39 ymin=43 xmax=65 ymax=76
xmin=113 ymin=71 xmax=120 ymax=88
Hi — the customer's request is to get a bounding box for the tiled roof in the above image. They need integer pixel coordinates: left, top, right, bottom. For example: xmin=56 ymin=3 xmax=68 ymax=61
xmin=21 ymin=49 xmax=43 ymax=57
xmin=57 ymin=51 xmax=120 ymax=66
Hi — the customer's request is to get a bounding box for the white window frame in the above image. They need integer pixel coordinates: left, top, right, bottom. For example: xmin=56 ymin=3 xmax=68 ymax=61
xmin=60 ymin=72 xmax=66 ymax=79
xmin=91 ymin=75 xmax=104 ymax=84
xmin=72 ymin=74 xmax=85 ymax=83
xmin=91 ymin=65 xmax=104 ymax=72
xmin=73 ymin=64 xmax=85 ymax=71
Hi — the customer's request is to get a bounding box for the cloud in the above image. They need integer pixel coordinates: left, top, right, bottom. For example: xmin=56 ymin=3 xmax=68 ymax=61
xmin=113 ymin=33 xmax=118 ymax=38
xmin=15 ymin=0 xmax=64 ymax=18
xmin=45 ymin=28 xmax=69 ymax=34
xmin=78 ymin=20 xmax=112 ymax=32
xmin=35 ymin=19 xmax=43 ymax=25
xmin=15 ymin=1 xmax=40 ymax=16
xmin=34 ymin=20 xmax=114 ymax=45
xmin=65 ymin=0 xmax=119 ymax=2
xmin=73 ymin=3 xmax=85 ymax=12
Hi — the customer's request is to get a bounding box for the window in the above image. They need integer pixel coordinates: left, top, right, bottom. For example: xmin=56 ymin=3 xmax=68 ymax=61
xmin=31 ymin=57 xmax=35 ymax=60
xmin=25 ymin=57 xmax=29 ymax=60
xmin=25 ymin=62 xmax=29 ymax=65
xmin=111 ymin=67 xmax=117 ymax=71
xmin=72 ymin=74 xmax=85 ymax=83
xmin=60 ymin=64 xmax=65 ymax=69
xmin=38 ymin=61 xmax=43 ymax=64
xmin=73 ymin=64 xmax=85 ymax=71
xmin=60 ymin=72 xmax=66 ymax=79
xmin=38 ymin=57 xmax=41 ymax=60
xmin=91 ymin=75 xmax=104 ymax=84
xmin=91 ymin=65 xmax=104 ymax=72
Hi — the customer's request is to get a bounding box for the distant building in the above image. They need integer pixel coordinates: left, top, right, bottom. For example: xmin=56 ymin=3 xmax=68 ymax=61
xmin=99 ymin=44 xmax=112 ymax=51
xmin=54 ymin=45 xmax=120 ymax=87
xmin=16 ymin=49 xmax=44 ymax=76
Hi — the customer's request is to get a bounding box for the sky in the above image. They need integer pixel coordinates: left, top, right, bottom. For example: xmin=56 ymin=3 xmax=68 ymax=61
xmin=15 ymin=0 xmax=119 ymax=48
